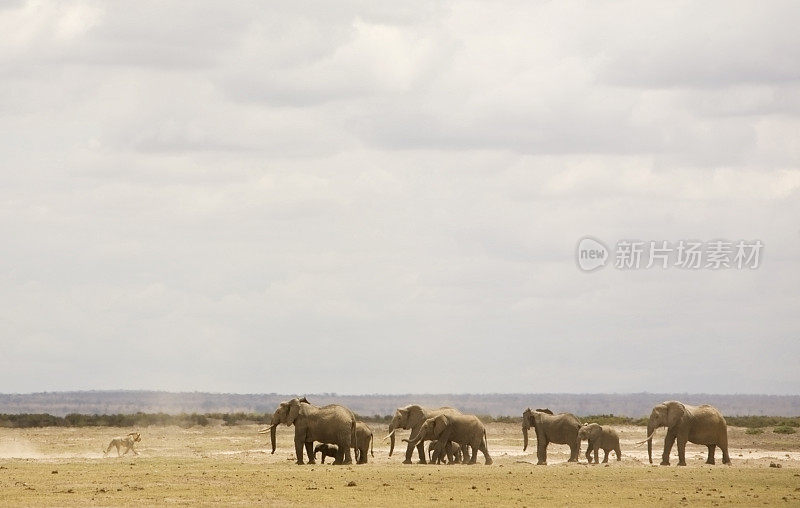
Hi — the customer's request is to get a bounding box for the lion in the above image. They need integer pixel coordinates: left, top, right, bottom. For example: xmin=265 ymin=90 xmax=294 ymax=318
xmin=103 ymin=432 xmax=141 ymax=457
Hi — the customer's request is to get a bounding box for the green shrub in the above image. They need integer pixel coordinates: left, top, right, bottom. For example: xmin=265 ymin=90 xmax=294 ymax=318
xmin=745 ymin=427 xmax=764 ymax=435
xmin=773 ymin=425 xmax=796 ymax=435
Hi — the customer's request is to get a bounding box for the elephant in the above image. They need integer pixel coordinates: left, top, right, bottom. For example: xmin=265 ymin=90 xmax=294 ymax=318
xmin=408 ymin=414 xmax=492 ymax=465
xmin=398 ymin=438 xmax=464 ymax=464
xmin=428 ymin=440 xmax=469 ymax=464
xmin=259 ymin=397 xmax=356 ymax=465
xmin=643 ymin=400 xmax=730 ymax=466
xmin=353 ymin=421 xmax=374 ymax=464
xmin=313 ymin=443 xmax=338 ymax=464
xmin=522 ymin=407 xmax=581 ymax=464
xmin=578 ymin=423 xmax=621 ymax=463
xmin=385 ymin=405 xmax=462 ymax=464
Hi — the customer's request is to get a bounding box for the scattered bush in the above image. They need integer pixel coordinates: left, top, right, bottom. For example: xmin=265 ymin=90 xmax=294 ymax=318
xmin=726 ymin=416 xmax=800 ymax=429
xmin=579 ymin=414 xmax=649 ymax=426
xmin=745 ymin=427 xmax=764 ymax=435
xmin=773 ymin=426 xmax=796 ymax=435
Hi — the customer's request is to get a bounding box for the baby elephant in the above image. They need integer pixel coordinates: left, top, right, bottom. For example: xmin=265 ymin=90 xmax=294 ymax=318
xmin=578 ymin=423 xmax=621 ymax=463
xmin=427 ymin=440 xmax=467 ymax=464
xmin=313 ymin=443 xmax=339 ymax=464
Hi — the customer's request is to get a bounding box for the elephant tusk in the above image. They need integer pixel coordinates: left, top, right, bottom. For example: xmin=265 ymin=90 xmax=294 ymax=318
xmin=258 ymin=424 xmax=277 ymax=434
xmin=635 ymin=429 xmax=658 ymax=446
xmin=382 ymin=429 xmax=396 ymax=441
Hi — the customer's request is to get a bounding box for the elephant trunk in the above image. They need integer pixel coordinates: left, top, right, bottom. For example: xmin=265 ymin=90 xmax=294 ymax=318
xmin=646 ymin=421 xmax=655 ymax=464
xmin=270 ymin=424 xmax=277 ymax=455
xmin=522 ymin=423 xmax=529 ymax=451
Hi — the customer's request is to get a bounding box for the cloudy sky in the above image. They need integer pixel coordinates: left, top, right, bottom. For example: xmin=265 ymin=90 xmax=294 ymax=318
xmin=1 ymin=1 xmax=798 ymax=395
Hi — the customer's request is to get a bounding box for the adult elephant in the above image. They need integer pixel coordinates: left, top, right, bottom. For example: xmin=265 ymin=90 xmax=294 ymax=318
xmin=385 ymin=405 xmax=462 ymax=464
xmin=259 ymin=397 xmax=356 ymax=465
xmin=522 ymin=408 xmax=581 ymax=464
xmin=643 ymin=401 xmax=730 ymax=466
xmin=408 ymin=414 xmax=492 ymax=465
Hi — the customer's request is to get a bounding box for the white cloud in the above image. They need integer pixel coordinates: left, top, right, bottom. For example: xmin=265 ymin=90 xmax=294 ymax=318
xmin=0 ymin=0 xmax=798 ymax=395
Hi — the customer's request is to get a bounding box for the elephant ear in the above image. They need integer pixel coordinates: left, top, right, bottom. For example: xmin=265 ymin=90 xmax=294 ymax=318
xmin=298 ymin=396 xmax=309 ymax=404
xmin=522 ymin=408 xmax=532 ymax=430
xmin=531 ymin=411 xmax=544 ymax=437
xmin=536 ymin=408 xmax=553 ymax=415
xmin=666 ymin=401 xmax=686 ymax=427
xmin=398 ymin=408 xmax=409 ymax=419
xmin=432 ymin=415 xmax=449 ymax=439
xmin=407 ymin=405 xmax=425 ymax=426
xmin=287 ymin=399 xmax=301 ymax=425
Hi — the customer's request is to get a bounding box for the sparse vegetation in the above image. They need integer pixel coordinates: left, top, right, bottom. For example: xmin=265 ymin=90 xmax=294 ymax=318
xmin=0 ymin=413 xmax=211 ymax=428
xmin=725 ymin=416 xmax=800 ymax=429
xmin=745 ymin=427 xmax=764 ymax=435
xmin=577 ymin=414 xmax=649 ymax=426
xmin=773 ymin=425 xmax=797 ymax=435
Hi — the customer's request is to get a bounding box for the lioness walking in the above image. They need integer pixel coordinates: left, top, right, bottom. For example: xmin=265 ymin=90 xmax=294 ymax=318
xmin=103 ymin=432 xmax=141 ymax=457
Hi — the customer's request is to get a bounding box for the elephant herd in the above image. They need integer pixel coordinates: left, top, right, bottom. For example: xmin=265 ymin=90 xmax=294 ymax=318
xmin=260 ymin=398 xmax=731 ymax=467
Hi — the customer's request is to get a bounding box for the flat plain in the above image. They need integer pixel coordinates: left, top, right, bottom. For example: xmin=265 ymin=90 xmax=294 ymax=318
xmin=1 ymin=422 xmax=799 ymax=506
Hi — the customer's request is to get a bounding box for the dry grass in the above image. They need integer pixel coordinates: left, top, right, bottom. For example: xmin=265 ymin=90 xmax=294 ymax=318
xmin=1 ymin=423 xmax=798 ymax=506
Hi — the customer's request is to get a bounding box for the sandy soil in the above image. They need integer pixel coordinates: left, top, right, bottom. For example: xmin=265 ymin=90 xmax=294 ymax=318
xmin=1 ymin=423 xmax=799 ymax=505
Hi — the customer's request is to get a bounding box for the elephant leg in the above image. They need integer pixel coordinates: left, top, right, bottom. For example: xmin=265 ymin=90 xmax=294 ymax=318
xmin=537 ymin=439 xmax=548 ymax=465
xmin=416 ymin=442 xmax=427 ymax=464
xmin=706 ymin=444 xmax=716 ymax=465
xmin=568 ymin=439 xmax=579 ymax=462
xmin=305 ymin=442 xmax=316 ymax=464
xmin=661 ymin=429 xmax=676 ymax=466
xmin=468 ymin=444 xmax=478 ymax=465
xmin=584 ymin=441 xmax=593 ymax=463
xmin=615 ymin=445 xmax=621 ymax=461
xmin=342 ymin=443 xmax=353 ymax=465
xmin=294 ymin=437 xmax=305 ymax=465
xmin=448 ymin=442 xmax=460 ymax=465
xmin=718 ymin=431 xmax=731 ymax=465
xmin=593 ymin=446 xmax=599 ymax=464
xmin=480 ymin=442 xmax=493 ymax=465
xmin=602 ymin=449 xmax=609 ymax=463
xmin=676 ymin=435 xmax=688 ymax=466
xmin=402 ymin=440 xmax=415 ymax=464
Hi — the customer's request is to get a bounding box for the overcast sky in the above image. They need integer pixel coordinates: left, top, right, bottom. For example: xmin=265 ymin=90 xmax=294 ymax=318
xmin=1 ymin=1 xmax=798 ymax=395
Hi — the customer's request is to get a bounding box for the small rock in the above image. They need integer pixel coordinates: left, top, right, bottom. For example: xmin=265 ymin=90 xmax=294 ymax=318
xmin=51 ymin=470 xmax=58 ymax=474
xmin=770 ymin=462 xmax=782 ymax=468
xmin=346 ymin=481 xmax=356 ymax=487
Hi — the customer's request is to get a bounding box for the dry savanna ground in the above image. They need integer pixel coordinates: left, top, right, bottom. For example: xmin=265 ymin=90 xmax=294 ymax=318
xmin=1 ymin=422 xmax=799 ymax=506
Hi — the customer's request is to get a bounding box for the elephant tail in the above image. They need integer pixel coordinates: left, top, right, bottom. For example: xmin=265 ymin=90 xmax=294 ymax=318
xmin=483 ymin=427 xmax=489 ymax=451
xmin=370 ymin=432 xmax=374 ymax=457
xmin=351 ymin=419 xmax=357 ymax=451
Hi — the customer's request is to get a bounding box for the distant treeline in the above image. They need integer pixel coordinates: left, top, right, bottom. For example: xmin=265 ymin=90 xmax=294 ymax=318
xmin=4 ymin=391 xmax=800 ymax=418
xmin=1 ymin=412 xmax=798 ymax=429
xmin=0 ymin=412 xmax=262 ymax=429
